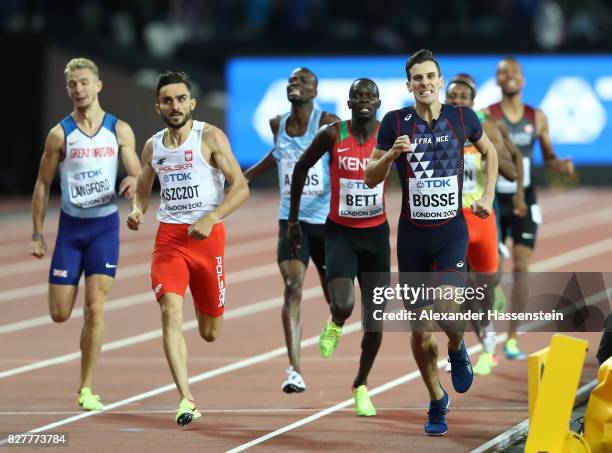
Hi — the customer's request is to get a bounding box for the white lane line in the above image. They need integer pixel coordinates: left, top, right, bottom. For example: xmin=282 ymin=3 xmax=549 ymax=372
xmin=540 ymin=205 xmax=612 ymax=239
xmin=0 ymin=261 xmax=279 ymax=333
xmin=0 ymin=235 xmax=276 ymax=280
xmin=224 ymin=339 xmax=500 ymax=453
xmin=0 ymin=322 xmax=362 ymax=444
xmin=530 ymin=236 xmax=612 ymax=271
xmin=0 ymin=257 xmax=278 ymax=305
xmin=0 ymin=286 xmax=322 ymax=379
xmin=0 ymin=406 xmax=528 ymax=416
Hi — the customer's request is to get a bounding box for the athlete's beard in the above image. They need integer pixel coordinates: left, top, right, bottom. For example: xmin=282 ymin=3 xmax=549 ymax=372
xmin=164 ymin=110 xmax=192 ymax=129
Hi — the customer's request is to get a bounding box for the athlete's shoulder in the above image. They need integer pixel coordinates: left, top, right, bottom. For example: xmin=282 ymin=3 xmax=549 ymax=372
xmin=380 ymin=107 xmax=411 ymax=124
xmin=320 ymin=111 xmax=340 ymax=126
xmin=114 ymin=118 xmax=134 ymax=137
xmin=47 ymin=123 xmax=66 ymax=147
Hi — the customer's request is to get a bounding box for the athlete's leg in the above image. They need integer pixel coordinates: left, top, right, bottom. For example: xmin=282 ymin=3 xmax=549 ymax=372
xmin=328 ymin=278 xmax=355 ymax=325
xmin=353 ymin=221 xmax=390 ymax=388
xmin=411 ymin=319 xmax=444 ymax=400
xmin=508 ymin=244 xmax=532 ymax=340
xmin=279 ymin=259 xmax=307 ymax=373
xmin=159 ymin=292 xmax=194 ymax=401
xmin=79 ymin=274 xmax=113 ymax=390
xmin=48 ymin=284 xmax=79 ymax=322
xmin=196 ymin=311 xmax=223 ymax=342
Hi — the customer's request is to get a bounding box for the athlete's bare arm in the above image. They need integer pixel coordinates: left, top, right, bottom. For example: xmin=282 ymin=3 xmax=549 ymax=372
xmin=187 ymin=124 xmax=249 ymax=240
xmin=536 ymin=109 xmax=574 ymax=175
xmin=472 ymin=131 xmax=498 ymax=219
xmin=364 ymin=136 xmax=410 ymax=188
xmin=126 ymin=140 xmax=155 ymax=231
xmin=116 ymin=120 xmax=141 ymax=200
xmin=243 ymin=116 xmax=280 ymax=182
xmin=288 ymin=123 xmax=337 ymax=224
xmin=30 ymin=125 xmax=65 ymax=258
xmin=482 ymin=120 xmax=516 ymax=181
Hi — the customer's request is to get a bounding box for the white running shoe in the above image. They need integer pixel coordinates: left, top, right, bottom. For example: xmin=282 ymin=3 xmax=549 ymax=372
xmin=282 ymin=366 xmax=306 ymax=393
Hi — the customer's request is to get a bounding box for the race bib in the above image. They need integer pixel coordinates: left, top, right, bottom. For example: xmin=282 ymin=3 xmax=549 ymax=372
xmin=159 ymin=171 xmax=205 ymax=213
xmin=281 ymin=159 xmax=324 ymax=198
xmin=67 ymin=168 xmax=114 ymax=208
xmin=463 ymin=154 xmax=478 ymax=194
xmin=338 ymin=178 xmax=384 ymax=218
xmin=408 ymin=176 xmax=459 ymax=220
xmin=496 ymin=157 xmax=531 ymax=194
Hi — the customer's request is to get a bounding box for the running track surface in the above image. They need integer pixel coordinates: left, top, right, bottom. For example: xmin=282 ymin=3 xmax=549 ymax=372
xmin=0 ymin=188 xmax=609 ymax=452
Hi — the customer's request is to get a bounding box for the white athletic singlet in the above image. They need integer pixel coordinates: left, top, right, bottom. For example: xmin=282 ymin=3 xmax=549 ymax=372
xmin=59 ymin=113 xmax=119 ymax=218
xmin=151 ymin=121 xmax=225 ymax=224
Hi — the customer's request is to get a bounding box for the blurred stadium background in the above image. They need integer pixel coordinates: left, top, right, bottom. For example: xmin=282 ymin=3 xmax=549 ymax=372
xmin=2 ymin=0 xmax=612 ymax=195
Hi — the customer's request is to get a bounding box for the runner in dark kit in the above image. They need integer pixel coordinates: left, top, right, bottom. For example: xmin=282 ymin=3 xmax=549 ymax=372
xmin=365 ymin=49 xmax=498 ymax=436
xmin=288 ymin=79 xmax=389 ymax=416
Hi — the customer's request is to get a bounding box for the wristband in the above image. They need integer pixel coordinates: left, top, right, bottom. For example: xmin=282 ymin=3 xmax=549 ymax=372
xmin=32 ymin=232 xmax=44 ymax=241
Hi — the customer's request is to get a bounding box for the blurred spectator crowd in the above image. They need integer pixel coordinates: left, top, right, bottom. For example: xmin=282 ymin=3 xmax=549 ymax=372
xmin=3 ymin=0 xmax=612 ymax=65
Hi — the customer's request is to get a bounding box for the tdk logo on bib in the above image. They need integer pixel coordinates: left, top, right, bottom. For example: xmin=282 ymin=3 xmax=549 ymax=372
xmin=416 ymin=179 xmax=451 ymax=189
xmin=409 ymin=176 xmax=459 ymax=220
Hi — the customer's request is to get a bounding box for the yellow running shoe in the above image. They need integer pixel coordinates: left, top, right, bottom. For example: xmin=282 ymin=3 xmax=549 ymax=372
xmin=473 ymin=352 xmax=496 ymax=376
xmin=353 ymin=385 xmax=376 ymax=417
xmin=176 ymin=398 xmax=202 ymax=426
xmin=319 ymin=320 xmax=342 ymax=358
xmin=78 ymin=388 xmax=104 ymax=411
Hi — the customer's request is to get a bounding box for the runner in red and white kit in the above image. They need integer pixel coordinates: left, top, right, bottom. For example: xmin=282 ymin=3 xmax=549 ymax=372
xmin=127 ymin=71 xmax=249 ymax=426
xmin=287 ymin=79 xmax=389 ymax=416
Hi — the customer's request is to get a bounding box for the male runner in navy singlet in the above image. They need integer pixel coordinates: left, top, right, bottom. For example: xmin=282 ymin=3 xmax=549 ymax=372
xmin=365 ymin=49 xmax=498 ymax=436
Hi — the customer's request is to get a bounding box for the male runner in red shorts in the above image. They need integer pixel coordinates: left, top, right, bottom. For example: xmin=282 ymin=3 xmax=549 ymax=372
xmin=127 ymin=71 xmax=249 ymax=426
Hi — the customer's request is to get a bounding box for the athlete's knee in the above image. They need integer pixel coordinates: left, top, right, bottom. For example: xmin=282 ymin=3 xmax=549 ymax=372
xmin=159 ymin=300 xmax=182 ymax=327
xmin=199 ymin=327 xmax=219 ymax=342
xmin=412 ymin=332 xmax=437 ymax=356
xmin=49 ymin=307 xmax=71 ymax=323
xmin=512 ymin=257 xmax=530 ymax=273
xmin=83 ymin=299 xmax=105 ymax=324
xmin=331 ymin=295 xmax=353 ymax=319
xmin=284 ymin=276 xmax=304 ymax=297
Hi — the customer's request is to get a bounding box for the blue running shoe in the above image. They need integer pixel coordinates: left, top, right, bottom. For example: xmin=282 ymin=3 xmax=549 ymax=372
xmin=448 ymin=341 xmax=473 ymax=393
xmin=424 ymin=389 xmax=450 ymax=436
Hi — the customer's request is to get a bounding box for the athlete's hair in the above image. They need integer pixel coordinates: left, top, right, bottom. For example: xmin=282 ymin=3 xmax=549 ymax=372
xmin=64 ymin=58 xmax=99 ymax=79
xmin=447 ymin=80 xmax=475 ymax=100
xmin=497 ymin=56 xmax=521 ymax=73
xmin=156 ymin=71 xmax=192 ymax=97
xmin=293 ymin=67 xmax=318 ymax=88
xmin=349 ymin=78 xmax=379 ymax=97
xmin=405 ymin=49 xmax=441 ymax=81
xmin=449 ymin=73 xmax=477 ymax=100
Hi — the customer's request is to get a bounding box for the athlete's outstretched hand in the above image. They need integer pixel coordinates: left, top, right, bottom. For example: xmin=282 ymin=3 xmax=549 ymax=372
xmin=188 ymin=215 xmax=216 ymax=240
xmin=118 ymin=176 xmax=137 ymax=200
xmin=30 ymin=235 xmax=47 ymax=259
xmin=555 ymin=157 xmax=574 ymax=176
xmin=471 ymin=196 xmax=493 ymax=219
xmin=127 ymin=208 xmax=144 ymax=231
xmin=287 ymin=223 xmax=302 ymax=259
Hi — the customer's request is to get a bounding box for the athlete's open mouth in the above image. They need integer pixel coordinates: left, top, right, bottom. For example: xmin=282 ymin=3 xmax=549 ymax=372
xmin=420 ymin=89 xmax=433 ymax=96
xmin=288 ymin=88 xmax=300 ymax=96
